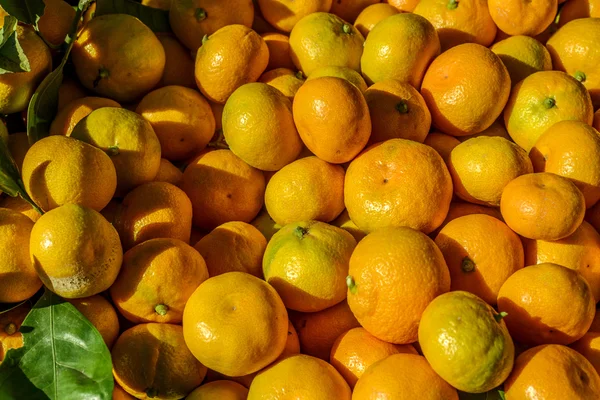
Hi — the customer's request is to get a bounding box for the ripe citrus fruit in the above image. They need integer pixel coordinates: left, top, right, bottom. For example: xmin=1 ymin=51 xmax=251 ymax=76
xmin=112 ymin=386 xmax=135 ymax=400
xmin=183 ymin=272 xmax=288 ymax=377
xmin=50 ymin=96 xmax=121 ymax=137
xmin=67 ymin=295 xmax=120 ymax=349
xmin=156 ymin=33 xmax=196 ymax=89
xmin=418 ymin=291 xmax=515 ymax=393
xmin=0 ymin=196 xmax=41 ymax=223
xmin=0 ymin=303 xmax=30 ymax=362
xmin=331 ymin=209 xmax=367 ymax=243
xmin=30 ymin=204 xmax=122 ymax=299
xmin=501 ymin=172 xmax=586 ymax=240
xmin=112 ymin=323 xmax=207 ymax=399
xmin=258 ymin=68 xmax=305 ymax=100
xmin=386 ymin=0 xmax=420 ymax=12
xmin=154 ymin=158 xmax=183 ymax=187
xmin=264 ymin=156 xmax=345 ymax=226
xmin=345 ymin=139 xmax=453 ymax=234
xmin=330 ymin=0 xmax=379 ymax=23
xmin=361 ymin=13 xmax=440 ymax=87
xmin=424 ymin=132 xmax=461 ymax=164
xmin=223 ymin=82 xmax=302 ymax=171
xmin=38 ymin=0 xmax=76 ymax=47
xmin=6 ymin=132 xmax=29 ymax=173
xmin=347 ymin=227 xmax=450 ymax=343
xmin=558 ymin=0 xmax=600 ymax=27
xmin=571 ymin=332 xmax=600 ymax=375
xmin=195 ymin=24 xmax=269 ymax=104
xmin=293 ymin=77 xmax=371 ymax=164
xmin=257 ymin=0 xmax=333 ymax=32
xmin=352 ymin=354 xmax=459 ymax=400
xmin=262 ymin=32 xmax=295 ymax=70
xmin=306 ymin=66 xmax=368 ymax=92
xmin=491 ymin=35 xmax=553 ymax=86
xmin=251 ymin=209 xmax=282 ymax=241
xmin=186 ymin=380 xmax=248 ymax=400
xmin=421 ymin=43 xmax=511 ymax=136
xmin=364 ymin=79 xmax=431 ymax=144
xmin=354 ymin=3 xmax=399 ymax=37
xmin=57 ymin=78 xmax=86 ymax=111
xmin=141 ymin=0 xmax=171 ymax=9
xmin=488 ymin=0 xmax=558 ymax=36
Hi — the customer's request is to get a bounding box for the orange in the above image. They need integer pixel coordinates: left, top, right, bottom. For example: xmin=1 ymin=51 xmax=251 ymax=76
xmin=558 ymin=0 xmax=600 ymax=27
xmin=424 ymin=132 xmax=461 ymax=164
xmin=154 ymin=158 xmax=183 ymax=187
xmin=524 ymin=221 xmax=600 ymax=301
xmin=187 ymin=380 xmax=248 ymax=400
xmin=195 ymin=24 xmax=269 ymax=104
xmin=113 ymin=182 xmax=193 ymax=250
xmin=530 ymin=120 xmax=600 ymax=208
xmin=30 ymin=204 xmax=122 ymax=299
xmin=252 ymin=13 xmax=278 ymax=34
xmin=364 ymin=79 xmax=431 ymax=144
xmin=504 ymin=70 xmax=594 ymax=152
xmin=38 ymin=0 xmax=76 ymax=46
xmin=421 ymin=43 xmax=511 ymax=136
xmin=258 ymin=68 xmax=305 ymax=100
xmin=330 ymin=328 xmax=417 ymax=388
xmin=263 ymin=221 xmax=356 ymax=312
xmin=223 ymin=82 xmax=303 ymax=170
xmin=292 ymin=77 xmax=371 ymax=163
xmin=50 ymin=97 xmax=121 ymax=137
xmin=457 ymin=119 xmax=512 ymax=142
xmin=289 ymin=300 xmax=360 ymax=360
xmin=499 ymin=263 xmax=595 ymax=345
xmin=72 ymin=14 xmax=165 ymax=103
xmin=361 ymin=13 xmax=440 ymax=87
xmin=261 ymin=32 xmax=295 ymax=70
xmin=110 ymin=238 xmax=208 ymax=324
xmin=169 ymin=0 xmax=254 ymax=52
xmin=112 ymin=323 xmax=207 ymax=399
xmin=571 ymin=332 xmax=600 ymax=375
xmin=264 ymin=156 xmax=345 ymax=226
xmin=6 ymin=132 xmax=29 ymax=172
xmin=491 ymin=35 xmax=553 ymax=86
xmin=589 ymin=307 xmax=600 ymax=332
xmin=22 ymin=135 xmax=117 ymax=212
xmin=209 ymin=101 xmax=224 ymax=133
xmin=352 ymin=354 xmax=459 ymax=400
xmin=289 ymin=12 xmax=364 ymax=76
xmin=141 ymin=0 xmax=171 ymax=9
xmin=330 ymin=0 xmax=380 ymax=23
xmin=504 ymin=344 xmax=600 ymax=398
xmin=501 ymin=172 xmax=586 ymax=240
xmin=448 ymin=136 xmax=533 ymax=206
xmin=385 ymin=0 xmax=420 ymax=12
xmin=194 ymin=221 xmax=267 ymax=278
xmin=437 ymin=201 xmax=504 ymax=233
xmin=58 ymin=78 xmax=86 ymax=111
xmin=306 ymin=66 xmax=368 ymax=92
xmin=344 ymin=139 xmax=453 ymax=234
xmin=155 ymin=34 xmax=196 ymax=89
xmin=547 ymin=18 xmax=600 ymax=109
xmin=0 ymin=303 xmax=31 ymax=362
xmin=258 ymin=0 xmax=333 ymax=32
xmin=113 ymin=385 xmax=135 ymax=400
xmin=331 ymin=209 xmax=367 ymax=243
xmin=71 ymin=107 xmax=162 ymax=196
xmin=435 ymin=214 xmax=524 ymax=306
xmin=250 ymin=208 xmax=282 ymax=241
xmin=0 ymin=196 xmax=41 ymax=223
xmin=488 ymin=0 xmax=558 ymax=36
xmin=354 ymin=3 xmax=399 ymax=37
xmin=347 ymin=227 xmax=450 ymax=343
xmin=414 ymin=0 xmax=496 ymax=51
xmin=183 ymin=272 xmax=288 ymax=376
xmin=248 ymin=355 xmax=351 ymax=400
xmin=136 ymin=85 xmax=215 ymax=161
xmin=182 ymin=149 xmax=266 ymax=230
xmin=68 ymin=295 xmax=120 ymax=348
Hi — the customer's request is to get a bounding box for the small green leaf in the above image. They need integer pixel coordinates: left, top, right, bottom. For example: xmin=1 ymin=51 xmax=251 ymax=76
xmin=95 ymin=0 xmax=171 ymax=32
xmin=0 ymin=0 xmax=45 ymax=28
xmin=0 ymin=290 xmax=114 ymax=400
xmin=0 ymin=15 xmax=31 ymax=74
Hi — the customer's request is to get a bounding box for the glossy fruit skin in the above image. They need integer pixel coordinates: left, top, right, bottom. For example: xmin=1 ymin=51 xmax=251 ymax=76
xmin=504 ymin=344 xmax=600 ymax=399
xmin=424 ymin=132 xmax=461 ymax=165
xmin=186 ymin=380 xmax=248 ymax=400
xmin=259 ymin=68 xmax=306 ymax=100
xmin=491 ymin=35 xmax=553 ymax=86
xmin=352 ymin=354 xmax=459 ymax=400
xmin=38 ymin=0 xmax=76 ymax=46
xmin=262 ymin=32 xmax=295 ymax=71
xmin=183 ymin=272 xmax=288 ymax=377
xmin=558 ymin=0 xmax=600 ymax=27
xmin=50 ymin=97 xmax=121 ymax=137
xmin=488 ymin=0 xmax=558 ymax=36
xmin=307 ymin=66 xmax=368 ymax=92
xmin=354 ymin=4 xmax=399 ymax=37
xmin=418 ymin=291 xmax=515 ymax=393
xmin=258 ymin=0 xmax=333 ymax=33
xmin=67 ymin=295 xmax=120 ymax=349
xmin=347 ymin=227 xmax=451 ymax=344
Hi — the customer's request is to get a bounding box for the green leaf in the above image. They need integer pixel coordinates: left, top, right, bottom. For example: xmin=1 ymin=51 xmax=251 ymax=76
xmin=0 ymin=0 xmax=45 ymax=28
xmin=95 ymin=0 xmax=171 ymax=32
xmin=0 ymin=290 xmax=114 ymax=400
xmin=0 ymin=15 xmax=31 ymax=74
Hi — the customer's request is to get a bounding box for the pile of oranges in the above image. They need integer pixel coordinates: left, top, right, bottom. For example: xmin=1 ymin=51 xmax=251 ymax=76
xmin=2 ymin=0 xmax=600 ymax=398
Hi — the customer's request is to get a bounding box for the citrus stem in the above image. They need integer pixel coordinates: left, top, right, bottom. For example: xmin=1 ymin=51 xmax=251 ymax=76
xmin=195 ymin=8 xmax=207 ymax=21
xmin=395 ymin=100 xmax=409 ymax=114
xmin=4 ymin=323 xmax=16 ymax=335
xmin=295 ymin=70 xmax=305 ymax=80
xmin=295 ymin=226 xmax=309 ymax=239
xmin=145 ymin=388 xmax=158 ymax=398
xmin=447 ymin=0 xmax=459 ymax=9
xmin=155 ymin=304 xmax=169 ymax=316
xmin=543 ymin=97 xmax=556 ymax=109
xmin=346 ymin=275 xmax=358 ymax=294
xmin=461 ymin=257 xmax=475 ymax=273
xmin=93 ymin=67 xmax=109 ymax=88
xmin=342 ymin=23 xmax=352 ymax=34
xmin=207 ymin=129 xmax=229 ymax=149
xmin=106 ymin=146 xmax=119 ymax=156
xmin=494 ymin=311 xmax=508 ymax=323
xmin=574 ymin=71 xmax=587 ymax=83
xmin=201 ymin=34 xmax=209 ymax=46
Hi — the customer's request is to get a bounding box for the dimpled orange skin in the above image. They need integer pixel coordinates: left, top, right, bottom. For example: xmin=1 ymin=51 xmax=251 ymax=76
xmin=501 ymin=173 xmax=586 ymax=241
xmin=0 ymin=196 xmax=41 ymax=223
xmin=354 ymin=4 xmax=399 ymax=37
xmin=112 ymin=323 xmax=207 ymax=400
xmin=352 ymin=354 xmax=459 ymax=400
xmin=491 ymin=35 xmax=553 ymax=87
xmin=424 ymin=132 xmax=461 ymax=165
xmin=489 ymin=0 xmax=557 ymax=36
xmin=386 ymin=0 xmax=420 ymax=12
xmin=364 ymin=80 xmax=432 ymax=145
xmin=571 ymin=332 xmax=600 ymax=375
xmin=421 ymin=43 xmax=511 ymax=136
xmin=330 ymin=327 xmax=418 ymax=388
xmin=38 ymin=0 xmax=76 ymax=46
xmin=169 ymin=0 xmax=254 ymax=52
xmin=258 ymin=68 xmax=305 ymax=100
xmin=248 ymin=354 xmax=351 ymax=400
xmin=50 ymin=97 xmax=122 ymax=137
xmin=530 ymin=120 xmax=600 ymax=209
xmin=195 ymin=25 xmax=269 ymax=104
xmin=330 ymin=0 xmax=380 ymax=23
xmin=186 ymin=380 xmax=248 ymax=400
xmin=114 ymin=182 xmax=193 ymax=250
xmin=194 ymin=221 xmax=267 ymax=278
xmin=361 ymin=13 xmax=440 ymax=88
xmin=258 ymin=0 xmax=333 ymax=32
xmin=67 ymin=295 xmax=120 ymax=349
xmin=558 ymin=0 xmax=600 ymax=27
xmin=182 ymin=150 xmax=266 ymax=230
xmin=435 ymin=214 xmax=524 ymax=306
xmin=524 ymin=221 xmax=600 ymax=301
xmin=0 ymin=303 xmax=31 ymax=362
xmin=504 ymin=344 xmax=600 ymax=399
xmin=293 ymin=77 xmax=371 ymax=164
xmin=261 ymin=32 xmax=296 ymax=70
xmin=154 ymin=158 xmax=183 ymax=187
xmin=156 ymin=34 xmax=196 ymax=89
xmin=183 ymin=272 xmax=288 ymax=377
xmin=347 ymin=227 xmax=451 ymax=344
xmin=344 ymin=139 xmax=453 ymax=234
xmin=414 ymin=0 xmax=497 ymax=51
